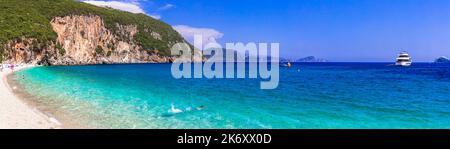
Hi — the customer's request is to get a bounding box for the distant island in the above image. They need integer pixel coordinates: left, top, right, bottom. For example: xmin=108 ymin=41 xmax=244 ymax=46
xmin=278 ymin=56 xmax=328 ymax=63
xmin=295 ymin=56 xmax=328 ymax=62
xmin=434 ymin=56 xmax=450 ymax=63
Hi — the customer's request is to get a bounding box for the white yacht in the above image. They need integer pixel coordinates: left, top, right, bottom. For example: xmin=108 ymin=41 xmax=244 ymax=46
xmin=395 ymin=51 xmax=412 ymax=66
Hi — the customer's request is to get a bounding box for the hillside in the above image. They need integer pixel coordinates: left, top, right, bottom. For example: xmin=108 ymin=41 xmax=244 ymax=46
xmin=0 ymin=0 xmax=189 ymax=65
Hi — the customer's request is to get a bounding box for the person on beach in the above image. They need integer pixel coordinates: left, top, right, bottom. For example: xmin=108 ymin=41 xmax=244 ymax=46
xmin=10 ymin=64 xmax=14 ymax=71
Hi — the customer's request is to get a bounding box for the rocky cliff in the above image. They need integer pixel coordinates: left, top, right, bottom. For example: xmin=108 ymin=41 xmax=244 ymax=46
xmin=0 ymin=0 xmax=195 ymax=65
xmin=2 ymin=15 xmax=183 ymax=65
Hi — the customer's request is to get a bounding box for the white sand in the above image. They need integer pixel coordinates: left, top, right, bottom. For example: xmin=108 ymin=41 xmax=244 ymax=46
xmin=0 ymin=65 xmax=61 ymax=129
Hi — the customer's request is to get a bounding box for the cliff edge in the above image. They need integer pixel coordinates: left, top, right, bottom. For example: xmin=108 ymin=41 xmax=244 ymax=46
xmin=0 ymin=0 xmax=192 ymax=65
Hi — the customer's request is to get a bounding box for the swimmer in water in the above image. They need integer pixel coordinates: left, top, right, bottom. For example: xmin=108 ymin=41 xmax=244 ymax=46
xmin=167 ymin=104 xmax=205 ymax=115
xmin=169 ymin=103 xmax=183 ymax=114
xmin=196 ymin=105 xmax=205 ymax=111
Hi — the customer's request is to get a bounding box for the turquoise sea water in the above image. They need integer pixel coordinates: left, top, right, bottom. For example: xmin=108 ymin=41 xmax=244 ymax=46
xmin=14 ymin=63 xmax=450 ymax=128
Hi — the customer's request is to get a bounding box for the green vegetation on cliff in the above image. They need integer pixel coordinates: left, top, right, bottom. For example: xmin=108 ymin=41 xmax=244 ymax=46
xmin=0 ymin=0 xmax=185 ymax=58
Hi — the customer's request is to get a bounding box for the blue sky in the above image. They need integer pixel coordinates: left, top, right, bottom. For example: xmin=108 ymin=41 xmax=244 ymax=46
xmin=83 ymin=0 xmax=450 ymax=62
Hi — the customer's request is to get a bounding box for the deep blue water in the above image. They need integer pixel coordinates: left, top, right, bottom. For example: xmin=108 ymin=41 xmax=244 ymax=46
xmin=14 ymin=62 xmax=450 ymax=128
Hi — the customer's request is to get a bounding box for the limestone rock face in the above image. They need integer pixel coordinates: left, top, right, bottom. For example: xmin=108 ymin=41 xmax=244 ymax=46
xmin=2 ymin=15 xmax=191 ymax=65
xmin=3 ymin=38 xmax=57 ymax=65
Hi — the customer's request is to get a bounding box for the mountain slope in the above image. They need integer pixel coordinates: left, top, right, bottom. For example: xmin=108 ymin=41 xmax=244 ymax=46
xmin=0 ymin=0 xmax=188 ymax=64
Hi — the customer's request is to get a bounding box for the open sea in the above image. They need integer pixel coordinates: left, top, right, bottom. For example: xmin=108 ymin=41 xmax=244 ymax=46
xmin=13 ymin=62 xmax=450 ymax=128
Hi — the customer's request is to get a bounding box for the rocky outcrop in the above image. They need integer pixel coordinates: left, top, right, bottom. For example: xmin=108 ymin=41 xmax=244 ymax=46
xmin=51 ymin=15 xmax=146 ymax=65
xmin=2 ymin=38 xmax=57 ymax=65
xmin=1 ymin=15 xmax=194 ymax=65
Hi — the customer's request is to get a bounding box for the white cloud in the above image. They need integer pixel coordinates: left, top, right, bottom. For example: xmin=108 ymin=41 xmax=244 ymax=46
xmin=83 ymin=1 xmax=145 ymax=13
xmin=82 ymin=0 xmax=160 ymax=19
xmin=173 ymin=25 xmax=224 ymax=46
xmin=158 ymin=4 xmax=175 ymax=11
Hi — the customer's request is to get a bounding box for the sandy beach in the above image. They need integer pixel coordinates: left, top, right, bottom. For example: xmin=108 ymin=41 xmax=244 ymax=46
xmin=0 ymin=65 xmax=61 ymax=129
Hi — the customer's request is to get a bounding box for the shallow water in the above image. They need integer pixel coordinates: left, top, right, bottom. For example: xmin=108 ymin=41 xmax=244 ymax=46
xmin=14 ymin=63 xmax=450 ymax=128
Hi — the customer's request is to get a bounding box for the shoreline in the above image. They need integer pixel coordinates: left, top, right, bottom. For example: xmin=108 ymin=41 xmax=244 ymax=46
xmin=0 ymin=65 xmax=62 ymax=129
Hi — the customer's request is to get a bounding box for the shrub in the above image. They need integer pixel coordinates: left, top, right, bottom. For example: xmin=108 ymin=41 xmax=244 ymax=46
xmin=95 ymin=46 xmax=104 ymax=56
xmin=55 ymin=42 xmax=65 ymax=55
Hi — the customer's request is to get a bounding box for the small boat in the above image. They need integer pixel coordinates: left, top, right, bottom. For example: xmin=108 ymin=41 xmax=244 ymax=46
xmin=280 ymin=62 xmax=292 ymax=68
xmin=395 ymin=51 xmax=412 ymax=66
